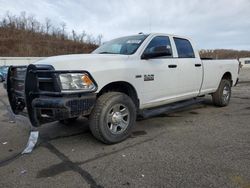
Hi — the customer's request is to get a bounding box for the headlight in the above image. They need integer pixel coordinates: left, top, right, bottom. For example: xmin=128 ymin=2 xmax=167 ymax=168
xmin=59 ymin=73 xmax=96 ymax=92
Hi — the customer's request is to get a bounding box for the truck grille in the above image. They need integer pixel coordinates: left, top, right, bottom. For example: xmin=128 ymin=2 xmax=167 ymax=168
xmin=7 ymin=64 xmax=58 ymax=115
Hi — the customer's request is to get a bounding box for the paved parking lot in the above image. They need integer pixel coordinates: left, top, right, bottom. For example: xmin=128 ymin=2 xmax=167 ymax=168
xmin=0 ymin=70 xmax=249 ymax=188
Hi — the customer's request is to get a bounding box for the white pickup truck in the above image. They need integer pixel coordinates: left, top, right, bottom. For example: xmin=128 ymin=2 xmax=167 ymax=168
xmin=7 ymin=33 xmax=239 ymax=144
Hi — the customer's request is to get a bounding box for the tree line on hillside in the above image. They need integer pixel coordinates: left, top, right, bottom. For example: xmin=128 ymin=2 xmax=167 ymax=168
xmin=200 ymin=49 xmax=250 ymax=59
xmin=0 ymin=11 xmax=103 ymax=45
xmin=0 ymin=11 xmax=100 ymax=56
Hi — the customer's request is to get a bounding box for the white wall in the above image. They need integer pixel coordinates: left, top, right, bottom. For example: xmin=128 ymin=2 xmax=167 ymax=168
xmin=239 ymin=68 xmax=250 ymax=82
xmin=239 ymin=58 xmax=250 ymax=68
xmin=0 ymin=57 xmax=45 ymax=66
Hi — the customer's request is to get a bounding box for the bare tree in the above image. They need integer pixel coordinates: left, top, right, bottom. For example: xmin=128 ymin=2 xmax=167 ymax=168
xmin=72 ymin=30 xmax=77 ymax=41
xmin=86 ymin=34 xmax=94 ymax=44
xmin=96 ymin=34 xmax=103 ymax=45
xmin=60 ymin=22 xmax=66 ymax=39
xmin=27 ymin=15 xmax=36 ymax=32
xmin=39 ymin=24 xmax=45 ymax=34
xmin=45 ymin=18 xmax=52 ymax=34
xmin=18 ymin=11 xmax=27 ymax=30
xmin=6 ymin=11 xmax=15 ymax=28
xmin=79 ymin=30 xmax=86 ymax=43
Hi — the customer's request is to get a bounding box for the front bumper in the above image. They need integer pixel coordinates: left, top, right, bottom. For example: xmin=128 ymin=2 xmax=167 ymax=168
xmin=32 ymin=94 xmax=96 ymax=125
xmin=7 ymin=64 xmax=97 ymax=127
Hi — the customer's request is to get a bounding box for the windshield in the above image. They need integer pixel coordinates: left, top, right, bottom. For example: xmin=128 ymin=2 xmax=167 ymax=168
xmin=0 ymin=67 xmax=8 ymax=73
xmin=92 ymin=35 xmax=148 ymax=55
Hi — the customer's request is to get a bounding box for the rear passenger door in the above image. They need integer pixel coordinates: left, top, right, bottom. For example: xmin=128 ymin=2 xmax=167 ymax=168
xmin=173 ymin=37 xmax=203 ymax=97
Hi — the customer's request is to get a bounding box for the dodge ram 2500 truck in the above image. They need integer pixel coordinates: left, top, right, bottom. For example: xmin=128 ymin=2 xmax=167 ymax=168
xmin=7 ymin=33 xmax=239 ymax=144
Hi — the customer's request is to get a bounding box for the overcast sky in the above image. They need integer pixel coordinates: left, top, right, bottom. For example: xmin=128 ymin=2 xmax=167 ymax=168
xmin=0 ymin=0 xmax=250 ymax=50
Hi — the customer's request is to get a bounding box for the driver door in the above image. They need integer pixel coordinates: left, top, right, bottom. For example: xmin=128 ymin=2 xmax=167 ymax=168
xmin=140 ymin=36 xmax=181 ymax=108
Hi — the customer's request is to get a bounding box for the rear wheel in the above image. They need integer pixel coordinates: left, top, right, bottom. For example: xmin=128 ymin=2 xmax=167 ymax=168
xmin=212 ymin=79 xmax=231 ymax=107
xmin=0 ymin=75 xmax=3 ymax=82
xmin=89 ymin=92 xmax=136 ymax=144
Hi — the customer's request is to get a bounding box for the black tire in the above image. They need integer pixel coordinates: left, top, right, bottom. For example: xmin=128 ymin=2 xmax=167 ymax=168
xmin=89 ymin=92 xmax=136 ymax=144
xmin=212 ymin=79 xmax=231 ymax=107
xmin=59 ymin=117 xmax=78 ymax=125
xmin=0 ymin=76 xmax=3 ymax=82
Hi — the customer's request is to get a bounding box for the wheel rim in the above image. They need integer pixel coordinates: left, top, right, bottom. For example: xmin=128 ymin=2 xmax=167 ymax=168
xmin=222 ymin=85 xmax=230 ymax=103
xmin=107 ymin=103 xmax=130 ymax=134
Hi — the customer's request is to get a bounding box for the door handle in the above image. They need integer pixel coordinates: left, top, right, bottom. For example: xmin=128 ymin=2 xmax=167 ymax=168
xmin=195 ymin=64 xmax=202 ymax=67
xmin=168 ymin=64 xmax=177 ymax=68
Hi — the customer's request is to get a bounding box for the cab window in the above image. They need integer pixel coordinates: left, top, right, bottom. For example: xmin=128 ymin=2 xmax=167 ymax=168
xmin=144 ymin=36 xmax=172 ymax=57
xmin=174 ymin=38 xmax=195 ymax=58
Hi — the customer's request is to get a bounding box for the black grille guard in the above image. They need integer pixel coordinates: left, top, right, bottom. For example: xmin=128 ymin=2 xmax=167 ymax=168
xmin=7 ymin=64 xmax=97 ymax=126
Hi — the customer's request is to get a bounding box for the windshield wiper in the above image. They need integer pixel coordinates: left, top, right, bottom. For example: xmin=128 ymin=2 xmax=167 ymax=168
xmin=99 ymin=52 xmax=118 ymax=54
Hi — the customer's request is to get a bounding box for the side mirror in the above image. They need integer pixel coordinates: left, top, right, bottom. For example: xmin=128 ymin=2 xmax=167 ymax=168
xmin=141 ymin=46 xmax=172 ymax=60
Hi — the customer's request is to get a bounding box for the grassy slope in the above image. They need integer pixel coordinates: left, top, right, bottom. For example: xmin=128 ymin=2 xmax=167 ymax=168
xmin=0 ymin=27 xmax=97 ymax=57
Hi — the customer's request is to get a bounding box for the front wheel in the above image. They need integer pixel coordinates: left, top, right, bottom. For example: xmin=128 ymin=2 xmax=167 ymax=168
xmin=212 ymin=79 xmax=231 ymax=107
xmin=89 ymin=92 xmax=136 ymax=144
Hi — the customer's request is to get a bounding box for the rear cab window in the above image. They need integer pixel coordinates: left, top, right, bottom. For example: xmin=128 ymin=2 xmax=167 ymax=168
xmin=174 ymin=38 xmax=195 ymax=58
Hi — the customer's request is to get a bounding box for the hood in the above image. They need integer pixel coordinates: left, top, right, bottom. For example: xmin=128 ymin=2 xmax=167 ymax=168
xmin=34 ymin=54 xmax=129 ymax=72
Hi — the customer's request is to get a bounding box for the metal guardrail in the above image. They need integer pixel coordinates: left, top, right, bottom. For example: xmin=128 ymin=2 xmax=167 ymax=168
xmin=0 ymin=57 xmax=45 ymax=66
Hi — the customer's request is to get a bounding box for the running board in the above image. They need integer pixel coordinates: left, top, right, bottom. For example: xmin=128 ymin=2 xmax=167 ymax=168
xmin=139 ymin=98 xmax=204 ymax=118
